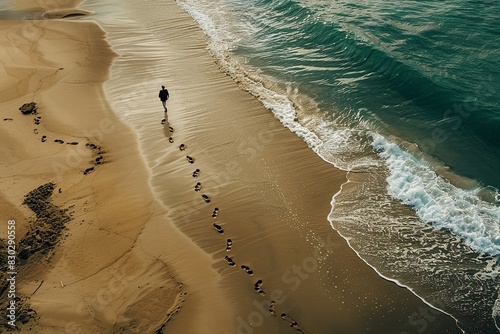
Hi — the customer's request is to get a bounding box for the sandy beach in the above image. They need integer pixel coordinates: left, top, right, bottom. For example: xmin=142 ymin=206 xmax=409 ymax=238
xmin=0 ymin=1 xmax=464 ymax=333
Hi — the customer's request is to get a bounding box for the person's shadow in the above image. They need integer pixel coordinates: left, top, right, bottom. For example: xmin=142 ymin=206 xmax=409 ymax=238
xmin=162 ymin=113 xmax=172 ymax=140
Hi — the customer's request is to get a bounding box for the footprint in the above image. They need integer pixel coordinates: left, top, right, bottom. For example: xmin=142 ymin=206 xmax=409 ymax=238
xmin=194 ymin=182 xmax=202 ymax=192
xmin=280 ymin=314 xmax=304 ymax=333
xmin=33 ymin=129 xmax=38 ymax=134
xmin=212 ymin=207 xmax=219 ymax=218
xmin=202 ymin=194 xmax=211 ymax=203
xmin=281 ymin=313 xmax=289 ymax=321
xmin=179 ymin=144 xmax=186 ymax=151
xmin=86 ymin=143 xmax=98 ymax=150
xmin=241 ymin=265 xmax=253 ymax=275
xmin=83 ymin=167 xmax=94 ymax=175
xmin=226 ymin=238 xmax=232 ymax=251
xmin=169 ymin=126 xmax=174 ymax=133
xmin=3 ymin=118 xmax=13 ymax=121
xmin=161 ymin=119 xmax=166 ymax=125
xmin=169 ymin=137 xmax=174 ymax=143
xmin=253 ymin=280 xmax=266 ymax=296
xmin=192 ymin=169 xmax=201 ymax=178
xmin=54 ymin=139 xmax=64 ymax=144
xmin=41 ymin=135 xmax=47 ymax=142
xmin=254 ymin=279 xmax=266 ymax=295
xmin=67 ymin=141 xmax=79 ymax=145
xmin=213 ymin=223 xmax=224 ymax=234
xmin=186 ymin=156 xmax=195 ymax=164
xmin=269 ymin=301 xmax=276 ymax=315
xmin=224 ymin=256 xmax=236 ymax=266
xmin=95 ymin=156 xmax=103 ymax=165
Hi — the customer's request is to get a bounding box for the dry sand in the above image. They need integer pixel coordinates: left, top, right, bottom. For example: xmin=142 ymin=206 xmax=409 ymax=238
xmin=0 ymin=0 xmax=463 ymax=333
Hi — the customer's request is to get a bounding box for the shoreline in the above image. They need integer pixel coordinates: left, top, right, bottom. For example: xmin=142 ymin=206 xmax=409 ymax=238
xmin=330 ymin=179 xmax=463 ymax=330
xmin=0 ymin=0 xmax=466 ymax=333
xmin=91 ymin=0 xmax=464 ymax=333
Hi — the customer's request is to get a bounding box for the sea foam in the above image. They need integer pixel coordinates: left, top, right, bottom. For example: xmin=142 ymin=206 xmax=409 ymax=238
xmin=372 ymin=133 xmax=500 ymax=256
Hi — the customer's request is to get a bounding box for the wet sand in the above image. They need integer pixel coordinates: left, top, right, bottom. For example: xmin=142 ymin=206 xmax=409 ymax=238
xmin=0 ymin=0 xmax=463 ymax=333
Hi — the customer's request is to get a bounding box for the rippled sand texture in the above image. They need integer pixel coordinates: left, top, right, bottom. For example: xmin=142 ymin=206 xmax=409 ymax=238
xmin=0 ymin=0 xmax=464 ymax=333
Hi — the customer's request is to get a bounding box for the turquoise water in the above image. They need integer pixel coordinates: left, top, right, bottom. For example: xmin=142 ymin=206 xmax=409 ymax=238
xmin=178 ymin=0 xmax=499 ymax=332
xmin=224 ymin=0 xmax=500 ymax=190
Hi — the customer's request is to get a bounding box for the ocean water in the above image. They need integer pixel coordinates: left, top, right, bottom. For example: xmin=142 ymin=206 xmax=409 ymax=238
xmin=177 ymin=0 xmax=500 ymax=332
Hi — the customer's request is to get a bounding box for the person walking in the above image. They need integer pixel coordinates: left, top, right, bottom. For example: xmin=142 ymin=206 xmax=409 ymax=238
xmin=158 ymin=85 xmax=169 ymax=112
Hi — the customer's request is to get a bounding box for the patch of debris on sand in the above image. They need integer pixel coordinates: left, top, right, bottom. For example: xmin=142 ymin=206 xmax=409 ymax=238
xmin=0 ymin=182 xmax=73 ymax=330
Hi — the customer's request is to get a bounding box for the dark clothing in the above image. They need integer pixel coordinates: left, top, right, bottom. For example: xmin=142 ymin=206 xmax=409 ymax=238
xmin=159 ymin=88 xmax=169 ymax=102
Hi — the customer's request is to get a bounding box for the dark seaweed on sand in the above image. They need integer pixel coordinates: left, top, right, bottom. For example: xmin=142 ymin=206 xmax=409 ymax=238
xmin=0 ymin=182 xmax=73 ymax=329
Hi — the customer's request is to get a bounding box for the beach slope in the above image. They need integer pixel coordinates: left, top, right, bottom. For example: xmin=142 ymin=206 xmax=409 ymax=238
xmin=0 ymin=1 xmax=463 ymax=333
